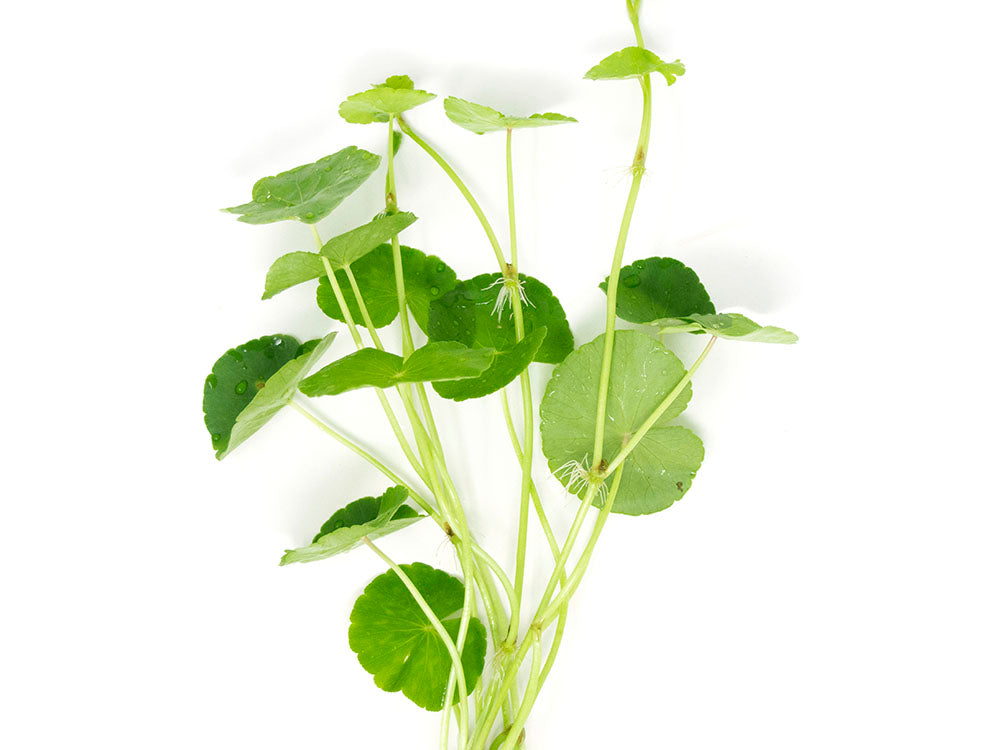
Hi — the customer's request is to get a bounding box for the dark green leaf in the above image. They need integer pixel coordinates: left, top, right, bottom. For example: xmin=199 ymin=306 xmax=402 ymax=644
xmin=299 ymin=341 xmax=494 ymax=397
xmin=349 ymin=563 xmax=488 ymax=711
xmin=585 ymin=47 xmax=686 ymax=85
xmin=432 ymin=327 xmax=545 ymax=402
xmin=280 ymin=486 xmax=424 ymax=565
xmin=539 ymin=330 xmax=704 ymax=515
xmin=428 ymin=273 xmax=573 ymax=365
xmin=658 ymin=313 xmax=798 ymax=343
xmin=222 ymin=147 xmax=381 ymax=224
xmin=600 ymin=256 xmax=715 ymax=324
xmin=339 ymin=75 xmax=436 ymax=124
xmin=316 ymin=244 xmax=457 ymax=332
xmin=443 ymin=97 xmax=576 ymax=134
xmin=204 ymin=332 xmax=335 ymax=459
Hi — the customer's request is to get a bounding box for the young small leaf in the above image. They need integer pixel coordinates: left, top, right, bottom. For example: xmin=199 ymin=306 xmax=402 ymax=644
xmin=222 ymin=147 xmax=381 ymax=224
xmin=443 ymin=96 xmax=576 ymax=134
xmin=432 ymin=327 xmax=546 ymax=402
xmin=263 ymin=251 xmax=326 ymax=300
xmin=299 ymin=341 xmax=494 ymax=397
xmin=427 ymin=273 xmax=573 ymax=365
xmin=585 ymin=46 xmax=686 ymax=85
xmin=658 ymin=313 xmax=798 ymax=343
xmin=339 ymin=75 xmax=436 ymax=124
xmin=349 ymin=563 xmax=488 ymax=711
xmin=204 ymin=332 xmax=335 ymax=459
xmin=600 ymin=256 xmax=715 ymax=324
xmin=280 ymin=486 xmax=423 ymax=565
xmin=316 ymin=244 xmax=457 ymax=332
xmin=539 ymin=331 xmax=703 ymax=515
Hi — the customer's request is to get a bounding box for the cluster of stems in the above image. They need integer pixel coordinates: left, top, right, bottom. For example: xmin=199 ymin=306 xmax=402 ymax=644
xmin=290 ymin=4 xmax=716 ymax=747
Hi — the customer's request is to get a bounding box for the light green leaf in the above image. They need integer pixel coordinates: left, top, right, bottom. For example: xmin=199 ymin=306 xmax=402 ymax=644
xmin=600 ymin=256 xmax=715 ymax=324
xmin=349 ymin=563 xmax=488 ymax=711
xmin=204 ymin=333 xmax=335 ymax=459
xmin=316 ymin=244 xmax=458 ymax=332
xmin=432 ymin=327 xmax=545 ymax=402
xmin=261 ymin=214 xmax=418 ymax=299
xmin=299 ymin=341 xmax=494 ymax=397
xmin=443 ymin=96 xmax=576 ymax=134
xmin=585 ymin=46 xmax=686 ymax=85
xmin=222 ymin=147 xmax=381 ymax=224
xmin=539 ymin=330 xmax=704 ymax=515
xmin=263 ymin=252 xmax=326 ymax=300
xmin=658 ymin=313 xmax=798 ymax=343
xmin=319 ymin=211 xmax=417 ymax=269
xmin=279 ymin=486 xmax=424 ymax=565
xmin=427 ymin=273 xmax=573 ymax=365
xmin=339 ymin=75 xmax=436 ymax=124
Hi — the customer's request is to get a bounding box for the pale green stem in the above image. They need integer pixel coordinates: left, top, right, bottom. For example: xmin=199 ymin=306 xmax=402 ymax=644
xmin=289 ymin=399 xmax=437 ymax=520
xmin=363 ymin=537 xmax=469 ymax=748
xmin=603 ymin=336 xmax=717 ymax=478
xmin=386 ymin=116 xmax=416 ymax=357
xmin=396 ymin=115 xmax=507 ymax=268
xmin=533 ymin=483 xmax=599 ymax=621
xmin=469 ymin=636 xmax=535 ymax=750
xmin=591 ymin=74 xmax=652 ymax=468
xmin=499 ymin=629 xmax=542 ymax=750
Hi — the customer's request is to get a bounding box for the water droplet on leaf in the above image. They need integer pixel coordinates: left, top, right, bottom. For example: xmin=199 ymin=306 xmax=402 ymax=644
xmin=622 ymin=274 xmax=641 ymax=289
xmin=235 ymin=380 xmax=248 ymax=395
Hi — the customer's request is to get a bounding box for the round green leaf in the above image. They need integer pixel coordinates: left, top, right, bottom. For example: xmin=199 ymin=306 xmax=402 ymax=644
xmin=658 ymin=313 xmax=798 ymax=344
xmin=428 ymin=272 xmax=573 ymax=365
xmin=443 ymin=96 xmax=576 ymax=134
xmin=339 ymin=75 xmax=436 ymax=124
xmin=349 ymin=563 xmax=488 ymax=711
xmin=539 ymin=330 xmax=704 ymax=515
xmin=279 ymin=486 xmax=423 ymax=565
xmin=600 ymin=256 xmax=715 ymax=324
xmin=203 ymin=333 xmax=336 ymax=459
xmin=316 ymin=244 xmax=457 ymax=332
xmin=222 ymin=147 xmax=381 ymax=224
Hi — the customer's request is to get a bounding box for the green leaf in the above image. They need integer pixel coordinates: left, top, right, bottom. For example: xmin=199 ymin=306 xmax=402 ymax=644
xmin=222 ymin=147 xmax=381 ymax=224
xmin=600 ymin=256 xmax=715 ymax=324
xmin=263 ymin=252 xmax=326 ymax=300
xmin=428 ymin=273 xmax=573 ymax=365
xmin=584 ymin=46 xmax=686 ymax=85
xmin=349 ymin=563 xmax=488 ymax=711
xmin=658 ymin=313 xmax=798 ymax=343
xmin=279 ymin=486 xmax=424 ymax=565
xmin=319 ymin=211 xmax=417 ymax=269
xmin=443 ymin=96 xmax=576 ymax=134
xmin=261 ymin=213 xmax=418 ymax=299
xmin=339 ymin=75 xmax=436 ymax=124
xmin=204 ymin=332 xmax=335 ymax=459
xmin=539 ymin=330 xmax=704 ymax=515
xmin=316 ymin=244 xmax=458 ymax=332
xmin=299 ymin=341 xmax=494 ymax=397
xmin=432 ymin=327 xmax=545 ymax=402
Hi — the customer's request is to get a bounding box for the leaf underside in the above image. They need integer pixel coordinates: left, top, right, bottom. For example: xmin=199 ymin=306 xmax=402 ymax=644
xmin=443 ymin=96 xmax=576 ymax=134
xmin=223 ymin=147 xmax=381 ymax=224
xmin=539 ymin=330 xmax=704 ymax=515
xmin=600 ymin=256 xmax=715 ymax=324
xmin=340 ymin=75 xmax=436 ymax=124
xmin=349 ymin=563 xmax=487 ymax=711
xmin=658 ymin=312 xmax=798 ymax=343
xmin=280 ymin=486 xmax=424 ymax=565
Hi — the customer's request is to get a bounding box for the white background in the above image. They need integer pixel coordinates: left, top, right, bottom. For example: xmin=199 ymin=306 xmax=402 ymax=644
xmin=2 ymin=0 xmax=998 ymax=748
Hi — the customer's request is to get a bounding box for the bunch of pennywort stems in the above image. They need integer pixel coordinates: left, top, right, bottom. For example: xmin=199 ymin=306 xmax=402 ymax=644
xmin=281 ymin=4 xmax=714 ymax=748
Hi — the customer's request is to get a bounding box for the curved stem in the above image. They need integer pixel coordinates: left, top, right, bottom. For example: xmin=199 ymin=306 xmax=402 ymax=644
xmin=499 ymin=628 xmax=542 ymax=750
xmin=289 ymin=399 xmax=438 ymax=519
xmin=396 ymin=115 xmax=507 ymax=269
xmin=363 ymin=537 xmax=470 ymax=748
